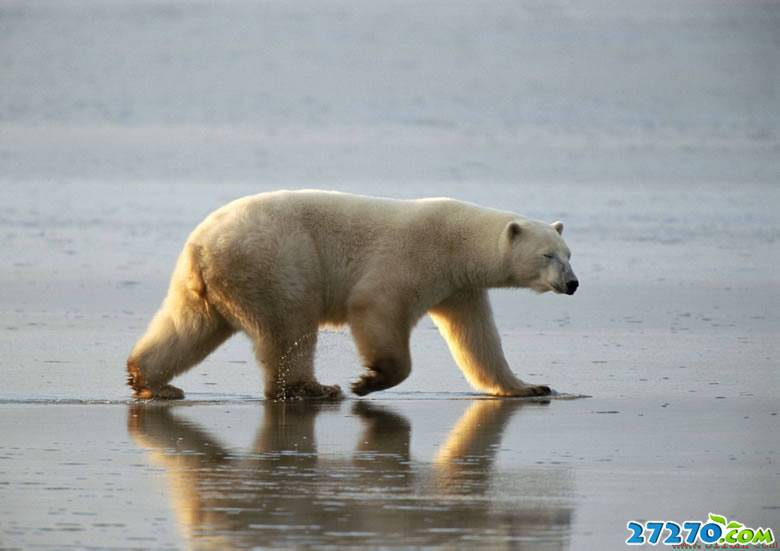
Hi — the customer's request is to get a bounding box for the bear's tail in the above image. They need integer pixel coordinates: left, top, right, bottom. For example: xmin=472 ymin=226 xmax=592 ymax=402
xmin=182 ymin=243 xmax=206 ymax=301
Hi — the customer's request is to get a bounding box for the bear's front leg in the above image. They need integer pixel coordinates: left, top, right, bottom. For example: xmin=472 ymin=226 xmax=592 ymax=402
xmin=348 ymin=299 xmax=412 ymax=396
xmin=429 ymin=289 xmax=552 ymax=397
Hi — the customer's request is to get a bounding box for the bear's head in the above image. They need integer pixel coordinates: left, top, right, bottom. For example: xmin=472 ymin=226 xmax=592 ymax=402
xmin=503 ymin=219 xmax=578 ymax=295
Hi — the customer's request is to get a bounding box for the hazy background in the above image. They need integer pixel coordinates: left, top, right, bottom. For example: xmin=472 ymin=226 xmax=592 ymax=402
xmin=2 ymin=0 xmax=778 ymax=184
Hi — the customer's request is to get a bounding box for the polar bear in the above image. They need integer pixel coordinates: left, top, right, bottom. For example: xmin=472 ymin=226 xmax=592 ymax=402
xmin=127 ymin=190 xmax=578 ymax=400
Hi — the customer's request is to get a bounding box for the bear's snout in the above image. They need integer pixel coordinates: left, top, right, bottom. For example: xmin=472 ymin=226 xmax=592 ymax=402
xmin=566 ymin=280 xmax=579 ymax=295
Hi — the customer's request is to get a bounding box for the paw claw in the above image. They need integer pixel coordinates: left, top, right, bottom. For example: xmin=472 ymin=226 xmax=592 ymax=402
xmin=533 ymin=385 xmax=552 ymax=396
xmin=320 ymin=384 xmax=344 ymax=401
xmin=497 ymin=384 xmax=552 ymax=398
xmin=269 ymin=382 xmax=344 ymax=401
xmin=351 ymin=373 xmax=379 ymax=397
xmin=133 ymin=384 xmax=185 ymax=400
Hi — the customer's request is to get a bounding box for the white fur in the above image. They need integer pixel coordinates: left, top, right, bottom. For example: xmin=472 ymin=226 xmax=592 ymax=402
xmin=127 ymin=190 xmax=577 ymax=399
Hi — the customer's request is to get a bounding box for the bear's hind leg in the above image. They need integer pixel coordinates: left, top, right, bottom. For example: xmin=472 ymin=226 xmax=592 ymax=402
xmin=253 ymin=327 xmax=342 ymax=401
xmin=127 ymin=304 xmax=234 ymax=400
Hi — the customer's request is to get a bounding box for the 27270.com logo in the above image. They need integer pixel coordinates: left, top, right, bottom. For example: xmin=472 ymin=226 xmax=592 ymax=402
xmin=626 ymin=513 xmax=775 ymax=546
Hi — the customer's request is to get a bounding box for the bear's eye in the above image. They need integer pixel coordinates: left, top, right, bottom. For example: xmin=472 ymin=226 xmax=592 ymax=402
xmin=543 ymin=254 xmax=554 ymax=260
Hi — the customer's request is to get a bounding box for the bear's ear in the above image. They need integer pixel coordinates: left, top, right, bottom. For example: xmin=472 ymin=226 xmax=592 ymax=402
xmin=552 ymin=221 xmax=564 ymax=235
xmin=507 ymin=221 xmax=523 ymax=240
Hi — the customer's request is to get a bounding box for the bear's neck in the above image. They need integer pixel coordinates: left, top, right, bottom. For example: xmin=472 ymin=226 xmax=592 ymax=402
xmin=442 ymin=213 xmax=513 ymax=290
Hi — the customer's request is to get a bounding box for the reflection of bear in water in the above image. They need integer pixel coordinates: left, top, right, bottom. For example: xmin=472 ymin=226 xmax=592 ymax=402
xmin=128 ymin=401 xmax=572 ymax=549
xmin=127 ymin=191 xmax=578 ymax=400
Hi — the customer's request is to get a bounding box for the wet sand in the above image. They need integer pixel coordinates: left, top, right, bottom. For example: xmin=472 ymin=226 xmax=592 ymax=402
xmin=1 ymin=0 xmax=779 ymax=549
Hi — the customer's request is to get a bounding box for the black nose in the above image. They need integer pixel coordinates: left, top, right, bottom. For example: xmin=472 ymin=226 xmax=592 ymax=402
xmin=566 ymin=280 xmax=579 ymax=295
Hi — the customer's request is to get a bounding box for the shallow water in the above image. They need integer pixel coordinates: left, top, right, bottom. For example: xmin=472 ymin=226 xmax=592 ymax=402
xmin=2 ymin=397 xmax=776 ymax=549
xmin=1 ymin=0 xmax=779 ymax=549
